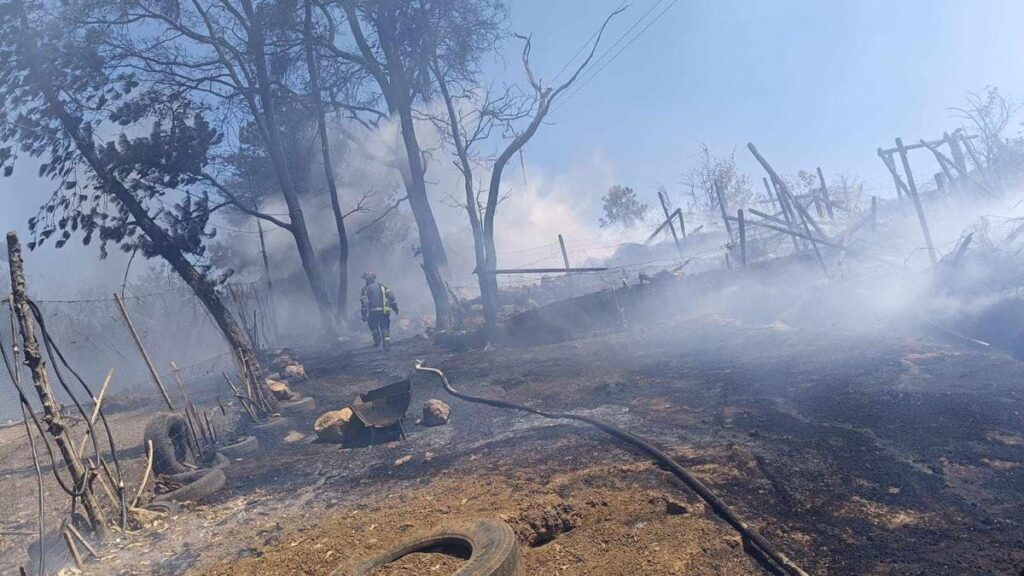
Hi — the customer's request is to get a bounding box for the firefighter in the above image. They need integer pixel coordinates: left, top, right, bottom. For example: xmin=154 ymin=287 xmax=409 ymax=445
xmin=360 ymin=272 xmax=399 ymax=351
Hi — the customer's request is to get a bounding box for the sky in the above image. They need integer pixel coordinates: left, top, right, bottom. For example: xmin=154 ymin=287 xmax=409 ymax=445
xmin=4 ymin=0 xmax=1024 ymax=297
xmin=498 ymin=0 xmax=1024 ymax=205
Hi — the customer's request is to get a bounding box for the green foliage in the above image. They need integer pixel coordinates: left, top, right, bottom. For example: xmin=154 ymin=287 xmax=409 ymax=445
xmin=0 ymin=1 xmax=220 ymax=261
xmin=599 ymin=185 xmax=648 ymax=228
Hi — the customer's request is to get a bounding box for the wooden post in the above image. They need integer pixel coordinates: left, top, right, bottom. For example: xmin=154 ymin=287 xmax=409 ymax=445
xmin=657 ymin=189 xmax=683 ymax=255
xmin=737 ymin=209 xmax=747 ymax=267
xmin=762 ymin=177 xmax=779 ymax=212
xmin=714 ymin=180 xmax=734 ymax=243
xmin=557 ymin=234 xmax=574 ymax=296
xmin=746 ymin=144 xmax=828 ymax=276
xmin=877 ymin=148 xmax=908 ymax=199
xmin=676 ymin=210 xmax=686 ymax=239
xmin=6 ymin=232 xmax=109 ymax=539
xmin=895 ymin=137 xmax=937 ymax=264
xmin=62 ymin=529 xmax=84 ymax=571
xmin=255 ymin=215 xmax=280 ymax=344
xmin=944 ymin=131 xmax=967 ymax=174
xmin=113 ymin=292 xmax=174 ymax=410
xmin=816 ymin=167 xmax=835 ymax=220
xmin=871 ymin=196 xmax=878 ymax=232
xmin=766 ymin=177 xmax=800 ymax=251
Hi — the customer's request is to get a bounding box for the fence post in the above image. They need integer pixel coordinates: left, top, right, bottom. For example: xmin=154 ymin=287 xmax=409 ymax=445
xmin=7 ymin=231 xmax=109 ymax=539
xmin=895 ymin=137 xmax=937 ymax=264
xmin=113 ymin=292 xmax=175 ymax=411
xmin=738 ymin=209 xmax=747 ymax=267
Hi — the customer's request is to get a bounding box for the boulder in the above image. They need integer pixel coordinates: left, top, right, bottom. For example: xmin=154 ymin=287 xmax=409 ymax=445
xmin=422 ymin=399 xmax=451 ymax=427
xmin=270 ymin=354 xmax=296 ymax=371
xmin=282 ymin=363 xmax=307 ymax=382
xmin=266 ymin=378 xmax=297 ymax=401
xmin=314 ymin=408 xmax=355 ymax=443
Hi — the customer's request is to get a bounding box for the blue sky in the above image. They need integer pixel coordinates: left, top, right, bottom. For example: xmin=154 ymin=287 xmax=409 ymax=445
xmin=498 ymin=0 xmax=1024 ymax=201
xmin=4 ymin=0 xmax=1024 ymax=296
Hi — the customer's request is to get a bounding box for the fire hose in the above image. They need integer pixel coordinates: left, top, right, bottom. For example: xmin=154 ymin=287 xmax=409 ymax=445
xmin=414 ymin=361 xmax=810 ymax=576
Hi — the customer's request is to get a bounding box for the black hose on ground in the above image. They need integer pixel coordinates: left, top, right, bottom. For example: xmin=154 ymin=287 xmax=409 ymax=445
xmin=414 ymin=361 xmax=809 ymax=576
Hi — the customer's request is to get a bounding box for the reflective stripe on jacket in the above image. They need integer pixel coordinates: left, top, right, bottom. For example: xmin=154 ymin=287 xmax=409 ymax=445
xmin=360 ymin=282 xmax=397 ymax=315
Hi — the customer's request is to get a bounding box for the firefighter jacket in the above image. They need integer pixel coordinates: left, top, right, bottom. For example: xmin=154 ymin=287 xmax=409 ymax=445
xmin=360 ymin=281 xmax=398 ymax=317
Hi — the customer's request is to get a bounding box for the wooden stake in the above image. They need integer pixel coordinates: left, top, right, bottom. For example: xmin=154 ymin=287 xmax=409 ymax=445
xmin=62 ymin=529 xmax=84 ymax=571
xmin=7 ymin=232 xmax=109 ymax=539
xmin=877 ymin=149 xmax=908 ymax=199
xmin=113 ymin=293 xmax=174 ymax=411
xmin=871 ymin=196 xmax=878 ymax=232
xmin=65 ymin=523 xmax=99 ymax=559
xmin=77 ymin=368 xmax=114 ymax=457
xmin=558 ymin=234 xmax=574 ymax=296
xmin=223 ymin=372 xmax=259 ymax=423
xmin=895 ymin=137 xmax=937 ymax=264
xmin=738 ymin=209 xmax=747 ymax=267
xmin=816 ymin=167 xmax=835 ymax=220
xmin=714 ymin=180 xmax=734 ymax=243
xmin=132 ymin=440 xmax=154 ymax=508
xmin=657 ymin=189 xmax=683 ymax=255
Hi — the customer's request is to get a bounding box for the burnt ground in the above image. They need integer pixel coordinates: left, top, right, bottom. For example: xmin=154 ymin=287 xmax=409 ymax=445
xmin=3 ymin=292 xmax=1024 ymax=574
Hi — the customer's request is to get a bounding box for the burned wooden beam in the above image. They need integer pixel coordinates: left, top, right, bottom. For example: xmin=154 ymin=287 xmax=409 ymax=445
xmin=478 ymin=267 xmax=609 ymax=275
xmin=895 ymin=137 xmax=937 ymax=264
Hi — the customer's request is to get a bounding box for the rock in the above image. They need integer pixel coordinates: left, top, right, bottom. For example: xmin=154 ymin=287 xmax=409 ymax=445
xmin=394 ymin=455 xmax=412 ymax=467
xmin=270 ymin=354 xmax=297 ymax=371
xmin=421 ymin=399 xmax=451 ymax=427
xmin=423 ymin=451 xmax=435 ymax=463
xmin=266 ymin=379 xmax=296 ymax=401
xmin=314 ymin=408 xmax=355 ymax=443
xmin=282 ymin=363 xmax=307 ymax=382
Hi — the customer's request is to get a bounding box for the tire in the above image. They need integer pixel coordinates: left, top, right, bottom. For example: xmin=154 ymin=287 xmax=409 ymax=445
xmin=142 ymin=500 xmax=181 ymax=515
xmin=336 ymin=519 xmax=521 ymax=576
xmin=278 ymin=396 xmax=317 ymax=416
xmin=143 ymin=413 xmax=192 ymax=476
xmin=218 ymin=435 xmax=259 ymax=458
xmin=153 ymin=468 xmax=226 ymax=503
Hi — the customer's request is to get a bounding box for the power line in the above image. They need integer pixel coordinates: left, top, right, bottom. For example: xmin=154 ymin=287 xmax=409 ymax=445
xmin=555 ymin=0 xmax=680 ymax=113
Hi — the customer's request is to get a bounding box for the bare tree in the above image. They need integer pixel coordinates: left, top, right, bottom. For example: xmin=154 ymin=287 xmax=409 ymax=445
xmin=317 ymin=0 xmax=509 ymax=330
xmin=685 ymin=143 xmax=753 ymax=217
xmin=103 ymin=0 xmax=340 ymax=337
xmin=477 ymin=8 xmax=624 ymax=333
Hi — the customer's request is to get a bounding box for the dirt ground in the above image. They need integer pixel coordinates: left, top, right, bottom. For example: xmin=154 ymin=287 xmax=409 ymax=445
xmin=3 ymin=297 xmax=1024 ymax=575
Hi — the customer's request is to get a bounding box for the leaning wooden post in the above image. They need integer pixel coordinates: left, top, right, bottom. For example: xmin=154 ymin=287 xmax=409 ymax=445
xmin=895 ymin=137 xmax=937 ymax=264
xmin=676 ymin=210 xmax=686 ymax=239
xmin=877 ymin=148 xmax=907 ymax=200
xmin=816 ymin=167 xmax=835 ymax=220
xmin=558 ymin=234 xmax=573 ymax=296
xmin=737 ymin=209 xmax=747 ymax=267
xmin=870 ymin=196 xmax=878 ymax=232
xmin=657 ymin=189 xmax=683 ymax=255
xmin=113 ymin=292 xmax=175 ymax=410
xmin=6 ymin=232 xmax=109 ymax=539
xmin=714 ymin=180 xmax=734 ymax=243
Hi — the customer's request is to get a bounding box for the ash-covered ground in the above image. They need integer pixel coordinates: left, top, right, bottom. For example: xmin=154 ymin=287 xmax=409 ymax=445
xmin=4 ymin=255 xmax=1024 ymax=575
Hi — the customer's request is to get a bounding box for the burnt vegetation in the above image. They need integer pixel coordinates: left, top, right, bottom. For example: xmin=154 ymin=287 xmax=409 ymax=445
xmin=2 ymin=2 xmax=1024 ymax=576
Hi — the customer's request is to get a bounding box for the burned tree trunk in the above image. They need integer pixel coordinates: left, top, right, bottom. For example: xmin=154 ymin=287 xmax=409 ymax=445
xmin=7 ymin=232 xmax=110 ymax=539
xmin=304 ymin=1 xmax=350 ymax=318
xmin=19 ymin=36 xmax=277 ymax=414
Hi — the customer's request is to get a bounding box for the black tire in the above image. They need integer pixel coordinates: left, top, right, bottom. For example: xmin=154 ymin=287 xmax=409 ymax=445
xmin=142 ymin=500 xmax=181 ymax=515
xmin=336 ymin=519 xmax=521 ymax=576
xmin=153 ymin=468 xmax=226 ymax=503
xmin=218 ymin=435 xmax=259 ymax=458
xmin=143 ymin=412 xmax=192 ymax=476
xmin=278 ymin=396 xmax=317 ymax=416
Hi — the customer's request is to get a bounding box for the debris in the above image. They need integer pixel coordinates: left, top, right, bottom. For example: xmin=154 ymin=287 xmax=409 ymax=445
xmin=314 ymin=408 xmax=356 ymax=444
xmin=270 ymin=354 xmax=297 ymax=371
xmin=393 ymin=455 xmax=412 ymax=467
xmin=421 ymin=399 xmax=451 ymax=427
